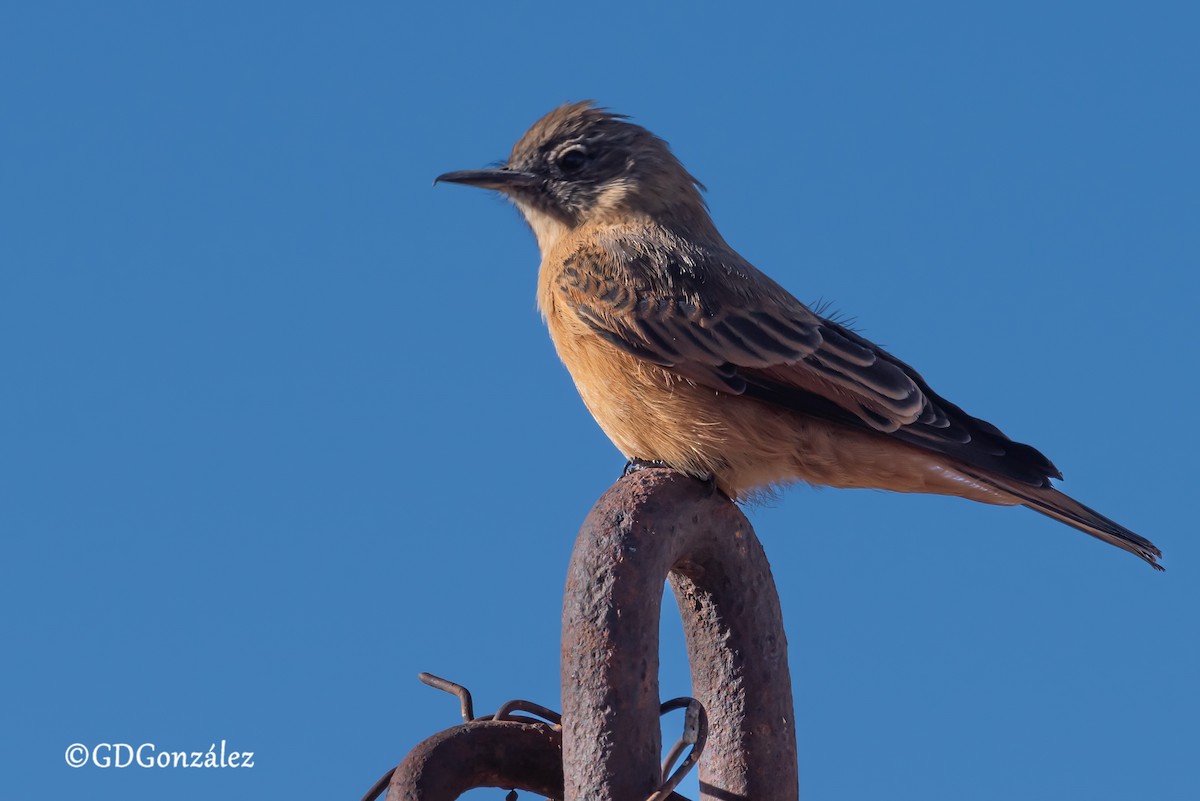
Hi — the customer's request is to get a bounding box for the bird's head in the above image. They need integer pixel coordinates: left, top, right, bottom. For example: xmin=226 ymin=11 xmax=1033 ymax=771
xmin=436 ymin=102 xmax=711 ymax=253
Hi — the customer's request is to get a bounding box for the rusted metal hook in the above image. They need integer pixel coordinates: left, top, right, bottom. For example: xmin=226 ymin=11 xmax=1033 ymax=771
xmin=561 ymin=468 xmax=798 ymax=801
xmin=365 ymin=469 xmax=797 ymax=801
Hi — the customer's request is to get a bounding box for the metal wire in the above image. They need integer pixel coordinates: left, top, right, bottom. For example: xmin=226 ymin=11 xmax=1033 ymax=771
xmin=418 ymin=671 xmax=474 ymax=723
xmin=649 ymin=697 xmax=708 ymax=801
xmin=493 ymin=699 xmax=563 ymax=726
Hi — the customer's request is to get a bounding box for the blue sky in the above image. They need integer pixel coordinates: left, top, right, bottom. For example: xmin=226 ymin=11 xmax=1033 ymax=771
xmin=2 ymin=3 xmax=1197 ymax=799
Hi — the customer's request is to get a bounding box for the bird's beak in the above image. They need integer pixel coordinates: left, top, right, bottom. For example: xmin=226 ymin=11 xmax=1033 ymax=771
xmin=434 ymin=168 xmax=539 ymax=192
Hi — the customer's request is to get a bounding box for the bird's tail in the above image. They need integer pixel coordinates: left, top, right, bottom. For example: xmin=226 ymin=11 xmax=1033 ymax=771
xmin=956 ymin=466 xmax=1163 ymax=570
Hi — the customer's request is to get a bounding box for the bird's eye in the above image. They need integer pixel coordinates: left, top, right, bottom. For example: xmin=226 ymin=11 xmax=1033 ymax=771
xmin=557 ymin=148 xmax=588 ymax=173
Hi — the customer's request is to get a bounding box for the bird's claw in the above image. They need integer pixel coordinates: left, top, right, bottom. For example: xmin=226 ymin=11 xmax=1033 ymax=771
xmin=623 ymin=458 xmax=670 ymax=477
xmin=622 ymin=460 xmax=722 ymax=497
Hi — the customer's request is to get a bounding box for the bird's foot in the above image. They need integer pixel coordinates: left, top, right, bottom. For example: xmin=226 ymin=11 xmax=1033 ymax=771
xmin=622 ymin=460 xmax=723 ymax=498
xmin=623 ymin=458 xmax=671 ymax=477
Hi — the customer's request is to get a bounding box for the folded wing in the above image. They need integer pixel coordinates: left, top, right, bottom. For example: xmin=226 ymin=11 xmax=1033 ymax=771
xmin=556 ymin=240 xmax=1061 ymax=489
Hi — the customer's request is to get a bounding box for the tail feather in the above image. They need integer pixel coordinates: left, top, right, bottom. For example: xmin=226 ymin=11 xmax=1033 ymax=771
xmin=956 ymin=467 xmax=1163 ymax=570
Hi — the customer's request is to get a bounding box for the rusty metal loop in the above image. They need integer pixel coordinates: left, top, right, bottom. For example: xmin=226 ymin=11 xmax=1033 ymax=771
xmin=418 ymin=672 xmax=474 ymax=723
xmin=493 ymin=699 xmax=563 ymax=726
xmin=562 ymin=469 xmax=798 ymax=800
xmin=651 ymin=697 xmax=708 ymax=801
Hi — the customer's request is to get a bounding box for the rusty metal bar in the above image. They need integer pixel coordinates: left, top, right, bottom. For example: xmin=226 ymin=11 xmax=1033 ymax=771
xmin=384 ymin=719 xmax=563 ymax=800
xmin=561 ymin=469 xmax=798 ymax=801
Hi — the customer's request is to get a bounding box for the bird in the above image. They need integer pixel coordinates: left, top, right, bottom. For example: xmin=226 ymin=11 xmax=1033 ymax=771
xmin=435 ymin=101 xmax=1162 ymax=570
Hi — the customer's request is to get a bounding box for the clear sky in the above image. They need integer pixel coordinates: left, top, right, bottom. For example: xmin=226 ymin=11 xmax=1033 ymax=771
xmin=2 ymin=3 xmax=1197 ymax=800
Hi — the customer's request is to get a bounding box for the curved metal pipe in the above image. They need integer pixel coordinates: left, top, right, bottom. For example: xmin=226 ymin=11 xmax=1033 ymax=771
xmin=384 ymin=719 xmax=562 ymax=800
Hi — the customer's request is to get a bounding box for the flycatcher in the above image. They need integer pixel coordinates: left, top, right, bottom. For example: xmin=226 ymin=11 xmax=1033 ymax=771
xmin=436 ymin=102 xmax=1161 ymax=570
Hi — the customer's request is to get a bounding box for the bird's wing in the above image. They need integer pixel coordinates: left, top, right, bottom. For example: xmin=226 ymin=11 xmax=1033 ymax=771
xmin=555 ymin=238 xmax=1061 ymax=488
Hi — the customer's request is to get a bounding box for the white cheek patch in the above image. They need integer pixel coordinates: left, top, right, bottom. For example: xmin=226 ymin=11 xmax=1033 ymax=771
xmin=512 ymin=199 xmax=570 ymax=255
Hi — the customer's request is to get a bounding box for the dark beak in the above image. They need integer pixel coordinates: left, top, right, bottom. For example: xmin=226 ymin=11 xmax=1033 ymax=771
xmin=433 ymin=168 xmax=539 ymax=192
